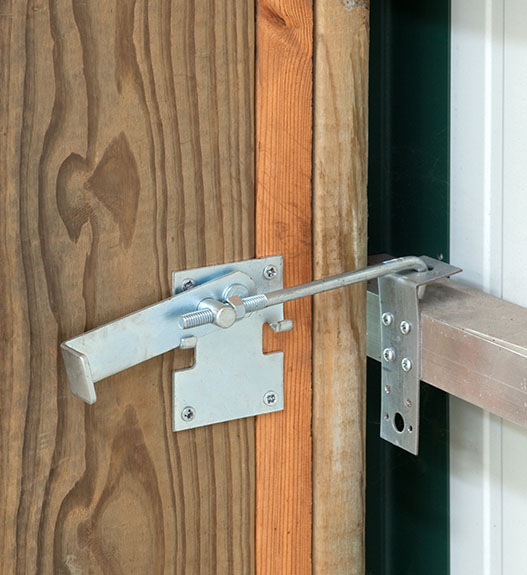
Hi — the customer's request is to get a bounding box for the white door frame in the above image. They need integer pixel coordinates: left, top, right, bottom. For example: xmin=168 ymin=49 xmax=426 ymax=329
xmin=450 ymin=1 xmax=527 ymax=573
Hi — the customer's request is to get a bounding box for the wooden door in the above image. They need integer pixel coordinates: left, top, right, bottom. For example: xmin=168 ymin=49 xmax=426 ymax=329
xmin=2 ymin=2 xmax=255 ymax=572
xmin=1 ymin=1 xmax=369 ymax=573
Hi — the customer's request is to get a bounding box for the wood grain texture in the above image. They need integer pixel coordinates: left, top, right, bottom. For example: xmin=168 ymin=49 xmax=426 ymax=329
xmin=255 ymin=1 xmax=313 ymax=574
xmin=312 ymin=2 xmax=369 ymax=574
xmin=1 ymin=1 xmax=255 ymax=573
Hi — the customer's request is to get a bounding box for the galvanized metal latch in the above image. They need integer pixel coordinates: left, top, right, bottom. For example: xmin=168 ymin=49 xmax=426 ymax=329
xmin=61 ymin=255 xmax=460 ymax=453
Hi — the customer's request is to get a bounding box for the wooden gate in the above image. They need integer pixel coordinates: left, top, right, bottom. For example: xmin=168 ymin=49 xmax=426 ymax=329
xmin=1 ymin=1 xmax=368 ymax=573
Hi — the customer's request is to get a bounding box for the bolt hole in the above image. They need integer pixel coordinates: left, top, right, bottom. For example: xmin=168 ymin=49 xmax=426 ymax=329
xmin=427 ymin=265 xmax=434 ymax=271
xmin=393 ymin=412 xmax=405 ymax=433
xmin=408 ymin=425 xmax=414 ymax=433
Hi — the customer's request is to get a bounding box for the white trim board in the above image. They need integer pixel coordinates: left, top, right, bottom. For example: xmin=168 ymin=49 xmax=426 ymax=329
xmin=450 ymin=1 xmax=527 ymax=573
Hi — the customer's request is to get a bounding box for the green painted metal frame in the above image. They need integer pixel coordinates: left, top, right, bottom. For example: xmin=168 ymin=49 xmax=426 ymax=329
xmin=366 ymin=1 xmax=451 ymax=574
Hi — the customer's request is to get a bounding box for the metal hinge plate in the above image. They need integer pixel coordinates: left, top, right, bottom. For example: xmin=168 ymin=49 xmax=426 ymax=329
xmin=171 ymin=257 xmax=285 ymax=431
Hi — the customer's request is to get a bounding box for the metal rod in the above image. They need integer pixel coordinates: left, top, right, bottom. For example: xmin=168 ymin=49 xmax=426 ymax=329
xmin=264 ymin=256 xmax=427 ymax=307
xmin=179 ymin=256 xmax=428 ymax=329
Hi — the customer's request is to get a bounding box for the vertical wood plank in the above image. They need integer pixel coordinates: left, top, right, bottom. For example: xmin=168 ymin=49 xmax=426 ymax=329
xmin=1 ymin=1 xmax=255 ymax=573
xmin=313 ymin=2 xmax=369 ymax=574
xmin=255 ymin=1 xmax=313 ymax=574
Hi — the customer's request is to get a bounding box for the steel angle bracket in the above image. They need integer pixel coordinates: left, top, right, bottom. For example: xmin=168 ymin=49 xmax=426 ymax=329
xmin=378 ymin=256 xmax=461 ymax=454
xmin=171 ymin=257 xmax=285 ymax=431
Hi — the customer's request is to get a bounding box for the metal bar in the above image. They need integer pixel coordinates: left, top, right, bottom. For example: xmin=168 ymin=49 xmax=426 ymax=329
xmin=265 ymin=256 xmax=427 ymax=306
xmin=367 ymin=278 xmax=527 ymax=429
xmin=179 ymin=256 xmax=428 ymax=328
xmin=61 ymin=270 xmax=256 ymax=403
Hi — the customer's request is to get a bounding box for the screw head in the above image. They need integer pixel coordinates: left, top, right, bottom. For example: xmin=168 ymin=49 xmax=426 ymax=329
xmin=384 ymin=384 xmax=391 ymax=394
xmin=181 ymin=278 xmax=196 ymax=291
xmin=382 ymin=312 xmax=394 ymax=327
xmin=263 ymin=391 xmax=278 ymax=406
xmin=263 ymin=265 xmax=278 ymax=280
xmin=405 ymin=399 xmax=412 ymax=408
xmin=181 ymin=406 xmax=196 ymax=421
xmin=401 ymin=358 xmax=413 ymax=372
xmin=383 ymin=348 xmax=396 ymax=362
xmin=400 ymin=320 xmax=412 ymax=335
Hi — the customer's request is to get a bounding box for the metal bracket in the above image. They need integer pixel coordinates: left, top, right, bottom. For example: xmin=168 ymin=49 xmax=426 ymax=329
xmin=378 ymin=256 xmax=461 ymax=454
xmin=61 ymin=254 xmax=460 ymax=453
xmin=61 ymin=256 xmax=287 ymax=430
xmin=171 ymin=258 xmax=286 ymax=430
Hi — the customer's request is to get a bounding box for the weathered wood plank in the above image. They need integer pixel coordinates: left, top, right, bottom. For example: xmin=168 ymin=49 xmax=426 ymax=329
xmin=255 ymin=1 xmax=313 ymax=574
xmin=0 ymin=2 xmax=255 ymax=573
xmin=313 ymin=2 xmax=369 ymax=574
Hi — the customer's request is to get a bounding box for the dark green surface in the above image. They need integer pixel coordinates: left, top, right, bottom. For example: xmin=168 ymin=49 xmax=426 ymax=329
xmin=366 ymin=1 xmax=450 ymax=574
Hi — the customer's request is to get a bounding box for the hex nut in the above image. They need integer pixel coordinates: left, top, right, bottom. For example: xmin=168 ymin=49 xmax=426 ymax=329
xmin=223 ymin=283 xmax=250 ymax=300
xmin=227 ymin=295 xmax=246 ymax=320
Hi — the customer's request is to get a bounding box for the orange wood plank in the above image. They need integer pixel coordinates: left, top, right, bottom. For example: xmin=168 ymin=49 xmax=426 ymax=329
xmin=255 ymin=1 xmax=313 ymax=574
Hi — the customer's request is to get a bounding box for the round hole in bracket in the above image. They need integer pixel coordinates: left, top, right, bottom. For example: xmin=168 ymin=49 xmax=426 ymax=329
xmin=427 ymin=265 xmax=434 ymax=271
xmin=408 ymin=425 xmax=414 ymax=433
xmin=393 ymin=412 xmax=405 ymax=433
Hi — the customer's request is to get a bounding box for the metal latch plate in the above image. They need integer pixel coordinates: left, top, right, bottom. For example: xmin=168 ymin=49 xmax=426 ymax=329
xmin=171 ymin=257 xmax=285 ymax=431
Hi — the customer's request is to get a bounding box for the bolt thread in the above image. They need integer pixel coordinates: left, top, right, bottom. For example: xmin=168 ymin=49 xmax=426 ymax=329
xmin=179 ymin=308 xmax=215 ymax=329
xmin=242 ymin=294 xmax=268 ymax=313
xmin=179 ymin=294 xmax=268 ymax=330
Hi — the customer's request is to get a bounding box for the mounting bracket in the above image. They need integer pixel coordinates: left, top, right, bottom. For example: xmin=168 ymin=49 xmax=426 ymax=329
xmin=170 ymin=258 xmax=285 ymax=430
xmin=378 ymin=257 xmax=461 ymax=453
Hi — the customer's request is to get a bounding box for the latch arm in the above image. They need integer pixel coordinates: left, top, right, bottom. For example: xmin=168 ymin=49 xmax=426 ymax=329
xmin=61 ymin=270 xmax=256 ymax=404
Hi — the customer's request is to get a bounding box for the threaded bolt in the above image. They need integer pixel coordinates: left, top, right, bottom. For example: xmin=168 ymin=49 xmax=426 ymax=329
xmin=242 ymin=294 xmax=268 ymax=313
xmin=178 ymin=308 xmax=215 ymax=329
xmin=178 ymin=293 xmax=269 ymax=330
